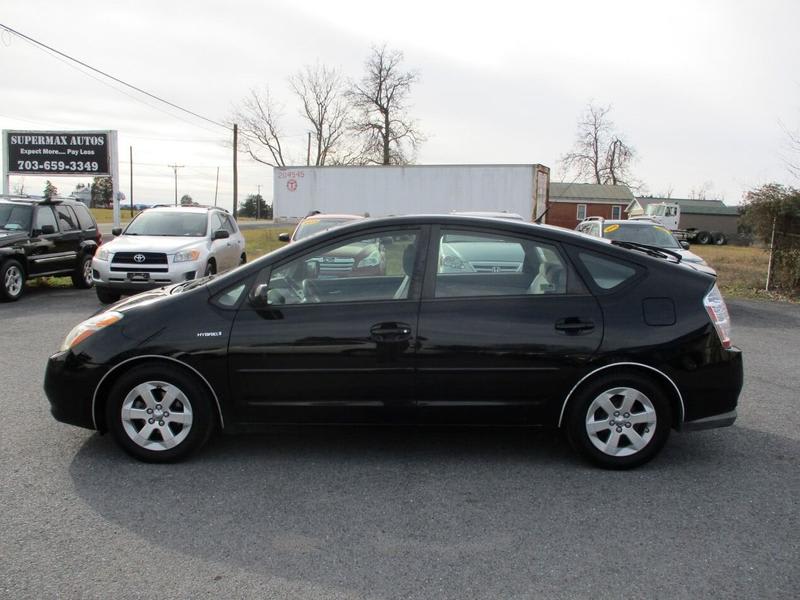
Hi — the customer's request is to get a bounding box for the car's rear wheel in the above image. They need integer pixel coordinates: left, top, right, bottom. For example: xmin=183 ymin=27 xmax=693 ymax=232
xmin=713 ymin=232 xmax=727 ymax=245
xmin=72 ymin=254 xmax=94 ymax=289
xmin=106 ymin=364 xmax=214 ymax=462
xmin=1 ymin=259 xmax=25 ymax=302
xmin=566 ymin=372 xmax=672 ymax=469
xmin=96 ymin=288 xmax=121 ymax=304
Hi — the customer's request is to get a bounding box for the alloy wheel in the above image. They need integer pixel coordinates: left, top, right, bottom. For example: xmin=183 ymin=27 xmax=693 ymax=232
xmin=4 ymin=265 xmax=23 ymax=297
xmin=120 ymin=381 xmax=194 ymax=451
xmin=584 ymin=387 xmax=657 ymax=457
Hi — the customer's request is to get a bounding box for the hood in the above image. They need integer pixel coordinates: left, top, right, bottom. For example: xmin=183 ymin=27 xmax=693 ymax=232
xmin=102 ymin=234 xmax=206 ymax=254
xmin=0 ymin=231 xmax=29 ymax=247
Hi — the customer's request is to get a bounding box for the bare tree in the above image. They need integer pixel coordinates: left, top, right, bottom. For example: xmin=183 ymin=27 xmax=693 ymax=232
xmin=231 ymin=87 xmax=291 ymax=167
xmin=348 ymin=44 xmax=425 ymax=165
xmin=289 ymin=64 xmax=350 ymax=166
xmin=560 ymin=103 xmax=638 ymax=187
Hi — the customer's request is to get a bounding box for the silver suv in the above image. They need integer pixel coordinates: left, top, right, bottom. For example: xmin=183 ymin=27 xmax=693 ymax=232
xmin=92 ymin=206 xmax=246 ymax=303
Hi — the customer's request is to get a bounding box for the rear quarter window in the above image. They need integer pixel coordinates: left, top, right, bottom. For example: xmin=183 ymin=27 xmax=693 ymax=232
xmin=72 ymin=204 xmax=96 ymax=230
xmin=577 ymin=251 xmax=637 ymax=290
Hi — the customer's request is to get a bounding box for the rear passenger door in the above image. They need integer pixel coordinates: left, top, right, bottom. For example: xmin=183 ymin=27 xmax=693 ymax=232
xmin=415 ymin=226 xmax=604 ymax=425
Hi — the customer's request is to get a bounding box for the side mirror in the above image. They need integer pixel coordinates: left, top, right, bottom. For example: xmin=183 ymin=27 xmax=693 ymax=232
xmin=278 ymin=232 xmax=290 ymax=242
xmin=40 ymin=225 xmax=56 ymax=235
xmin=250 ymin=283 xmax=271 ymax=306
xmin=680 ymin=241 xmax=690 ymax=249
xmin=112 ymin=227 xmax=122 ymax=236
xmin=213 ymin=229 xmax=230 ymax=240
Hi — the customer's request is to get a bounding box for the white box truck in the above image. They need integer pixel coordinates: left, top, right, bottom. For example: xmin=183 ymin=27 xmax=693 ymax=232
xmin=272 ymin=164 xmax=551 ymax=223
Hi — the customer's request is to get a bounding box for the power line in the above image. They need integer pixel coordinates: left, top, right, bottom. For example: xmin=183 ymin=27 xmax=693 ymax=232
xmin=0 ymin=23 xmax=229 ymax=131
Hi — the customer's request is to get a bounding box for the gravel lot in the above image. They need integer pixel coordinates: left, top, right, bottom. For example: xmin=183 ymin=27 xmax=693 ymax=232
xmin=1 ymin=289 xmax=798 ymax=599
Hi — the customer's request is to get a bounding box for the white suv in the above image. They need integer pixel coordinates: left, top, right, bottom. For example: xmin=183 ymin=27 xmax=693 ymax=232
xmin=92 ymin=206 xmax=246 ymax=303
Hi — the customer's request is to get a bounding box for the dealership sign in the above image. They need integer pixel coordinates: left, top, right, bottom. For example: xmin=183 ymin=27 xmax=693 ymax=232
xmin=4 ymin=130 xmax=112 ymax=176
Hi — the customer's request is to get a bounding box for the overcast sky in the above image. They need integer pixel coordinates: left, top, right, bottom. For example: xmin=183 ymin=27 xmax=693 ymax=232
xmin=2 ymin=0 xmax=799 ymax=212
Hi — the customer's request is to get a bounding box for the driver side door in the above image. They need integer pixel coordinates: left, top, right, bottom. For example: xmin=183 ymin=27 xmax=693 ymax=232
xmin=228 ymin=226 xmax=426 ymax=424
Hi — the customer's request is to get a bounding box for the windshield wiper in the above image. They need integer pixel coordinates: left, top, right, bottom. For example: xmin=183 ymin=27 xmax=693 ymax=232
xmin=610 ymin=240 xmax=682 ymax=262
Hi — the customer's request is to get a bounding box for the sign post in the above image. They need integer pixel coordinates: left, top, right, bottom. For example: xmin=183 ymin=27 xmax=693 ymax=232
xmin=3 ymin=129 xmax=119 ymax=223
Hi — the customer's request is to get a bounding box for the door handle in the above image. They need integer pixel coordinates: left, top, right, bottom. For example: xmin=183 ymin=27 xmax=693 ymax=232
xmin=555 ymin=318 xmax=595 ymax=334
xmin=370 ymin=322 xmax=413 ymax=342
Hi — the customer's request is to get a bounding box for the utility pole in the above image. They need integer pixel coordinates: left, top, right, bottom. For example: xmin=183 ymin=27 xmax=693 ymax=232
xmin=214 ymin=166 xmax=219 ymax=207
xmin=129 ymin=146 xmax=134 ymax=217
xmin=307 ymin=132 xmax=311 ymax=166
xmin=233 ymin=124 xmax=238 ymax=219
xmin=168 ymin=164 xmax=184 ymax=206
xmin=256 ymin=184 xmax=261 ymax=220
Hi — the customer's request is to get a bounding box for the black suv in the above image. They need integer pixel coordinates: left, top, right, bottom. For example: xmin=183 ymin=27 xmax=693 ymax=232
xmin=0 ymin=196 xmax=102 ymax=301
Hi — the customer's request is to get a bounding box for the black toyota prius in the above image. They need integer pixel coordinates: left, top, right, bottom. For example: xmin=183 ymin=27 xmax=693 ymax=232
xmin=44 ymin=215 xmax=743 ymax=468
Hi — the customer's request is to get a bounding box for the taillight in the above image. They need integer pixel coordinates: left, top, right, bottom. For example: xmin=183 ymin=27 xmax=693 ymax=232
xmin=703 ymin=284 xmax=732 ymax=349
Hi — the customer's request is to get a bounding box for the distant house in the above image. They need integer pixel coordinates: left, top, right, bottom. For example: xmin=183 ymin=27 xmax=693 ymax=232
xmin=70 ymin=187 xmax=92 ymax=206
xmin=628 ymin=197 xmax=740 ymax=237
xmin=547 ymin=183 xmax=634 ymax=229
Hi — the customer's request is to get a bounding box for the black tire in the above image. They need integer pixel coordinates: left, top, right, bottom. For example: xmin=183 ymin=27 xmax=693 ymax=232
xmin=713 ymin=232 xmax=727 ymax=245
xmin=695 ymin=230 xmax=712 ymax=245
xmin=204 ymin=260 xmax=216 ymax=276
xmin=96 ymin=288 xmax=121 ymax=304
xmin=565 ymin=372 xmax=672 ymax=469
xmin=105 ymin=363 xmax=215 ymax=462
xmin=1 ymin=259 xmax=25 ymax=302
xmin=71 ymin=253 xmax=94 ymax=289
xmin=240 ymin=253 xmax=247 ymax=265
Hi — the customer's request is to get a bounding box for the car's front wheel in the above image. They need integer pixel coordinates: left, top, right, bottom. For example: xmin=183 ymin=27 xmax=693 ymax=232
xmin=566 ymin=372 xmax=672 ymax=469
xmin=72 ymin=254 xmax=94 ymax=289
xmin=1 ymin=259 xmax=25 ymax=301
xmin=106 ymin=364 xmax=215 ymax=462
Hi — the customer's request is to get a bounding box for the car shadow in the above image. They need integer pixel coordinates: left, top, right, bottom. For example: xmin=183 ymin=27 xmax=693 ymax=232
xmin=68 ymin=425 xmax=800 ymax=598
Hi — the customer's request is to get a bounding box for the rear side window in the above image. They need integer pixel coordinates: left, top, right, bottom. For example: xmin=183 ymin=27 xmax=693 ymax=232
xmin=34 ymin=206 xmax=58 ymax=231
xmin=72 ymin=204 xmax=96 ymax=230
xmin=578 ymin=251 xmax=636 ymax=290
xmin=54 ymin=205 xmax=78 ymax=232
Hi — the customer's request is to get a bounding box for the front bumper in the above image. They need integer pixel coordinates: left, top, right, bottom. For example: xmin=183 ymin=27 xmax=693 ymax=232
xmin=44 ymin=350 xmax=106 ymax=430
xmin=92 ymin=257 xmax=204 ymax=292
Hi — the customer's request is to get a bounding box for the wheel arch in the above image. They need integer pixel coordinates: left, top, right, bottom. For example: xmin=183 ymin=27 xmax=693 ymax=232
xmin=557 ymin=362 xmax=684 ymax=429
xmin=92 ymin=355 xmax=225 ymax=432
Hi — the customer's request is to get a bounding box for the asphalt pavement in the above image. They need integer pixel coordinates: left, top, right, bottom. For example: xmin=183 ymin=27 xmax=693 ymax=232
xmin=0 ymin=290 xmax=798 ymax=599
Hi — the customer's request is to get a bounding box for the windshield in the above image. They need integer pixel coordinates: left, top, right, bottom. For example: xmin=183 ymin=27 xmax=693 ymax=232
xmin=0 ymin=204 xmax=32 ymax=232
xmin=294 ymin=217 xmax=359 ymax=240
xmin=603 ymin=223 xmax=681 ymax=249
xmin=124 ymin=212 xmax=208 ymax=237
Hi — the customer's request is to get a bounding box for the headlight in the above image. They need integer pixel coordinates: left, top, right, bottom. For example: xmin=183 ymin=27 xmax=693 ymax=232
xmin=174 ymin=249 xmax=201 ymax=263
xmin=95 ymin=247 xmax=111 ymax=261
xmin=60 ymin=311 xmax=123 ymax=351
xmin=356 ymin=249 xmax=381 ymax=268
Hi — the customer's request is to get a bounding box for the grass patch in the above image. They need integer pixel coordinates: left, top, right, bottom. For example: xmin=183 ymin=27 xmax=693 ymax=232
xmin=27 ymin=276 xmax=73 ymax=289
xmin=242 ymin=229 xmax=286 ymax=259
xmin=90 ymin=207 xmax=140 ymax=224
xmin=693 ymin=245 xmax=798 ymax=302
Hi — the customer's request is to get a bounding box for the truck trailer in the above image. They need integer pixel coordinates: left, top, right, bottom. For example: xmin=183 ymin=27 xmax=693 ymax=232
xmin=272 ymin=164 xmax=551 ymax=223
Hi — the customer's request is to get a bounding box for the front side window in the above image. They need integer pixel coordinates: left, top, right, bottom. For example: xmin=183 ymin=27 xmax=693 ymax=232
xmin=435 ymin=230 xmax=567 ymax=298
xmin=261 ymin=230 xmax=418 ymax=305
xmin=0 ymin=204 xmax=33 ymax=232
xmin=576 ymin=204 xmax=587 ymax=221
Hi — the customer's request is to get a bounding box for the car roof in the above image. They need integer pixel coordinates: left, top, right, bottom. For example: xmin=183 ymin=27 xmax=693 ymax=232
xmin=300 ymin=213 xmax=364 ymax=221
xmin=145 ymin=205 xmax=218 ymax=214
xmin=0 ymin=196 xmax=81 ymax=206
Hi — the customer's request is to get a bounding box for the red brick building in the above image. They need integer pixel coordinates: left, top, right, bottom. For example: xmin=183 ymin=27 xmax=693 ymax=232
xmin=546 ymin=183 xmax=635 ymax=230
